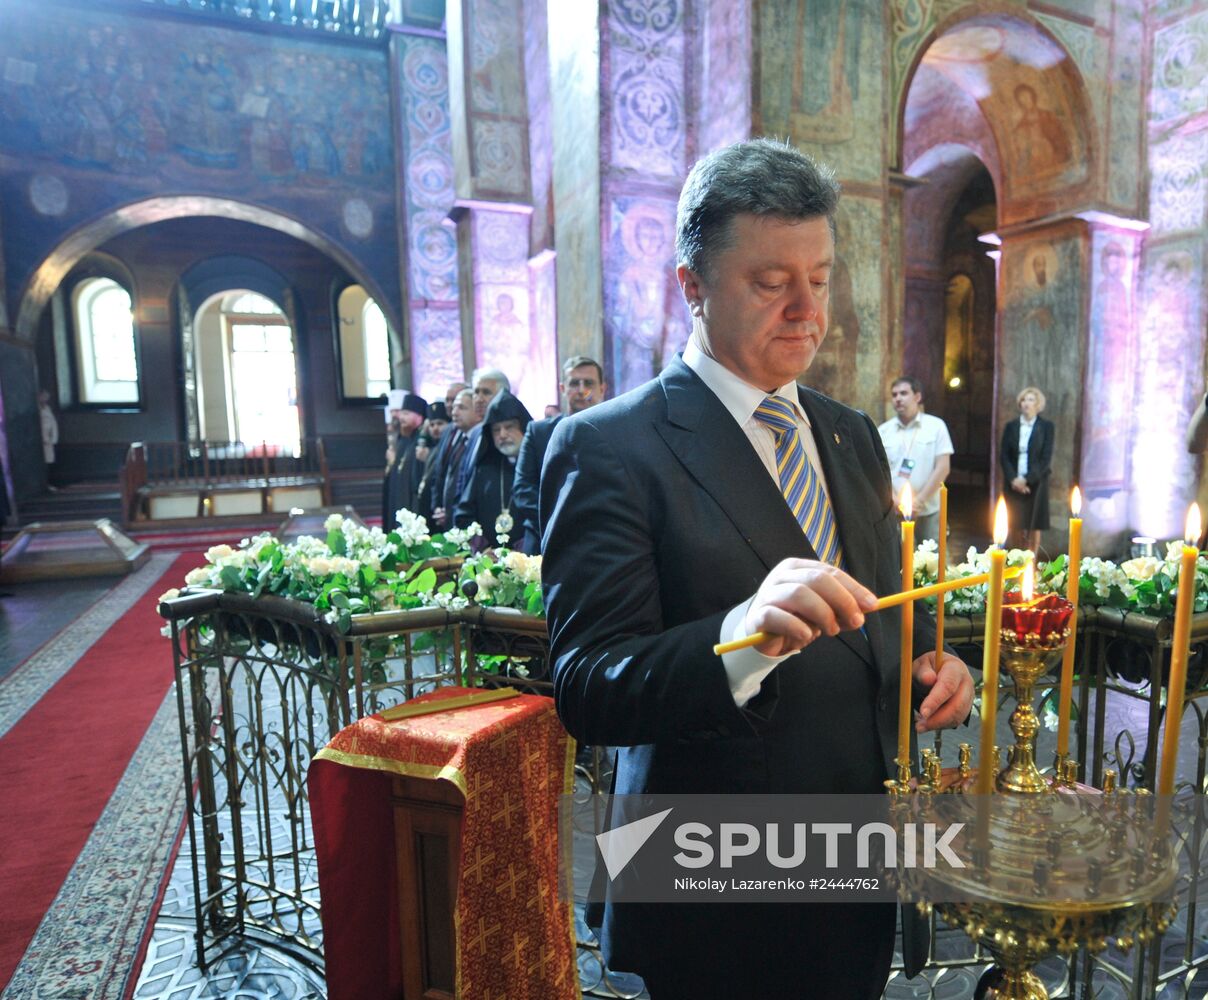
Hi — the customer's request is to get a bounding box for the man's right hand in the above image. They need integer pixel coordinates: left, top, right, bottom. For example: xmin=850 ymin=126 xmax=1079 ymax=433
xmin=743 ymin=558 xmax=877 ymax=658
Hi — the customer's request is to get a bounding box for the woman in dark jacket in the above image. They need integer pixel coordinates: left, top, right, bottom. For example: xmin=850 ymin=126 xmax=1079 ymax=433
xmin=999 ymin=386 xmax=1054 ymax=553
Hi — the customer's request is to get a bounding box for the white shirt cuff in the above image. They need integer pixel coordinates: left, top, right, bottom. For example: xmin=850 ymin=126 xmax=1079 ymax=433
xmin=720 ymin=598 xmax=792 ymax=707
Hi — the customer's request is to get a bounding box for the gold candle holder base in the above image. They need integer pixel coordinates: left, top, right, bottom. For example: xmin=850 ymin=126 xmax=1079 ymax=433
xmin=997 ymin=629 xmax=1070 ymax=795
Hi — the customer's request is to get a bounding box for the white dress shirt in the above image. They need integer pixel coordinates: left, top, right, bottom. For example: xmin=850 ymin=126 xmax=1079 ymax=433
xmin=1017 ymin=416 xmax=1036 ymax=478
xmin=682 ymin=340 xmax=834 ymax=707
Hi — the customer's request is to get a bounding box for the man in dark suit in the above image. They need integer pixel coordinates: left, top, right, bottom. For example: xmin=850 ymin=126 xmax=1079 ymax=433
xmin=511 ymin=354 xmax=606 ymax=553
xmin=541 ymin=139 xmax=973 ymax=998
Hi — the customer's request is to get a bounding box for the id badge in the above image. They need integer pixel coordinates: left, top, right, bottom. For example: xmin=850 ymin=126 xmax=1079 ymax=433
xmin=897 ymin=457 xmax=916 ymax=479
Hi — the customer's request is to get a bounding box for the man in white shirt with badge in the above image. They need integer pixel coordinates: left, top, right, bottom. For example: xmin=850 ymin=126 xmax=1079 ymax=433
xmin=878 ymin=376 xmax=953 ymax=543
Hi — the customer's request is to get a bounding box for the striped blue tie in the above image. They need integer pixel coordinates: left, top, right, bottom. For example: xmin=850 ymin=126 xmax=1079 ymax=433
xmin=754 ymin=396 xmax=845 ymax=568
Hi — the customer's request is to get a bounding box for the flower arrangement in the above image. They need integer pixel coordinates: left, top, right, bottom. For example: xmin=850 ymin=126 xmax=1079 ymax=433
xmin=911 ymin=539 xmax=1208 ymax=618
xmin=162 ymin=511 xmax=481 ymax=632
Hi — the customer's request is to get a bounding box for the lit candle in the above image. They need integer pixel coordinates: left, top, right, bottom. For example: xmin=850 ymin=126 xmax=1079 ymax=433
xmin=1056 ymin=487 xmax=1082 ymax=762
xmin=977 ymin=497 xmax=1009 ymax=797
xmin=935 ymin=484 xmax=948 ymax=668
xmin=898 ymin=483 xmax=915 ymax=774
xmin=1157 ymin=504 xmax=1202 ymax=798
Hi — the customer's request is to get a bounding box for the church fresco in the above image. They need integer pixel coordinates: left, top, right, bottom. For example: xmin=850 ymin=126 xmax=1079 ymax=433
xmin=1131 ymin=241 xmax=1205 ymax=539
xmin=1150 ymin=8 xmax=1208 ymax=128
xmin=1081 ymin=232 xmax=1140 ymax=493
xmin=463 ymin=0 xmax=529 ymax=198
xmin=603 ymin=195 xmax=687 ymax=395
xmin=1105 ymin=0 xmax=1144 ymax=211
xmin=807 ymin=196 xmax=882 ymax=416
xmin=0 ymin=12 xmax=391 ymax=184
xmin=1149 ymin=130 xmax=1208 ymax=237
xmin=757 ymin=0 xmax=883 ymax=183
xmin=0 ymin=4 xmax=401 ymax=330
xmin=398 ymin=34 xmax=464 ymax=403
xmin=998 ymin=233 xmax=1084 ymax=530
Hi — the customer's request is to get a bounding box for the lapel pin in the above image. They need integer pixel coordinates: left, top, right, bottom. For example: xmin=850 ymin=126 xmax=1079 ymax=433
xmin=833 ymin=432 xmax=841 ymax=444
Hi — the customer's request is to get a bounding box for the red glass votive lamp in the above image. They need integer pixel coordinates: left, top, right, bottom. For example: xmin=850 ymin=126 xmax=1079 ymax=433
xmin=1001 ymin=591 xmax=1074 ymax=647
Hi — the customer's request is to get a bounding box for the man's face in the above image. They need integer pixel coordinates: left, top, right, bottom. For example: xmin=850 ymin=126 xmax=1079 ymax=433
xmin=678 ymin=214 xmax=833 ymax=391
xmin=445 ymin=383 xmax=466 ymax=410
xmin=427 ymin=418 xmax=448 ymax=440
xmin=451 ymin=393 xmax=477 ymax=431
xmin=891 ymin=382 xmax=922 ymax=422
xmin=492 ymin=418 xmax=524 ymax=457
xmin=473 ymin=378 xmax=502 ymax=418
xmin=398 ymin=410 xmax=423 ymax=434
xmin=561 ymin=365 xmax=605 ymax=414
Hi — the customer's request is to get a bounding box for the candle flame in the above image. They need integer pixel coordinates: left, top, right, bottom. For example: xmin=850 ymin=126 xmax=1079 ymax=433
xmin=993 ymin=496 xmax=1008 ymax=546
xmin=899 ymin=482 xmax=912 ymax=520
xmin=1021 ymin=558 xmax=1035 ymax=601
xmin=1187 ymin=504 xmax=1203 ymax=546
xmin=1071 ymin=486 xmax=1082 ymax=517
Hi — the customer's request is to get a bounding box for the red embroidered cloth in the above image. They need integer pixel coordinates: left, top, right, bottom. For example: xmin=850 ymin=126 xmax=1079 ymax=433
xmin=309 ymin=687 xmax=577 ymax=1000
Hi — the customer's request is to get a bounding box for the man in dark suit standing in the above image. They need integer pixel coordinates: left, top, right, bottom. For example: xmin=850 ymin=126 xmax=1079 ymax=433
xmin=541 ymin=139 xmax=973 ymax=998
xmin=511 ymin=354 xmax=606 ymax=553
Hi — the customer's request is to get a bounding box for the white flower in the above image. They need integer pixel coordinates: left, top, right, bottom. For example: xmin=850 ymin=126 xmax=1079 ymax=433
xmin=425 ymin=590 xmax=471 ymax=611
xmin=324 ymin=513 xmax=345 ymax=531
xmin=474 ymin=572 xmax=495 ymax=595
xmin=1120 ymin=556 xmax=1161 ymax=581
xmin=503 ymin=550 xmax=542 ymax=585
xmin=308 ymin=556 xmax=333 ymax=577
xmin=444 ymin=523 xmax=482 ymax=547
xmin=158 ymin=587 xmax=181 ymax=602
xmin=329 ymin=556 xmax=361 ymax=578
xmin=205 ymin=544 xmax=235 ymax=562
xmin=185 ymin=567 xmax=215 ymax=586
xmin=323 ymin=609 xmax=340 ymax=625
xmin=394 ymin=508 xmax=431 ymax=547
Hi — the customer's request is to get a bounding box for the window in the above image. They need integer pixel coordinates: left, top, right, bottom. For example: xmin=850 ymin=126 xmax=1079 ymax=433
xmin=73 ymin=277 xmax=139 ymax=404
xmin=362 ymin=300 xmax=391 ymax=398
xmin=337 ymin=285 xmax=393 ymax=400
xmin=223 ymin=293 xmax=301 ymax=453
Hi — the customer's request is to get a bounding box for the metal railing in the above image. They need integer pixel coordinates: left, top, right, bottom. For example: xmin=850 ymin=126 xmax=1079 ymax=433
xmin=136 ymin=0 xmax=388 ymax=39
xmin=159 ymin=590 xmax=1208 ymax=997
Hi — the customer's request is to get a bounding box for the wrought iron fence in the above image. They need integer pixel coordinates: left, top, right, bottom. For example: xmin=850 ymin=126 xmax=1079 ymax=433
xmin=160 ymin=590 xmax=1208 ymax=997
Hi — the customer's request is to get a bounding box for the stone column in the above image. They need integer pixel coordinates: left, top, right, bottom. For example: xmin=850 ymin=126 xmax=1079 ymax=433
xmin=446 ymin=0 xmax=556 ymax=416
xmin=995 ymin=217 xmax=1089 ymax=549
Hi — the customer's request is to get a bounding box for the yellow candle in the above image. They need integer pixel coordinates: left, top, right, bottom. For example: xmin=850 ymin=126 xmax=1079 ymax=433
xmin=899 ymin=484 xmax=915 ymax=771
xmin=977 ymin=498 xmax=1010 ymax=797
xmin=1157 ymin=504 xmax=1202 ymax=797
xmin=1056 ymin=487 xmax=1082 ymax=760
xmin=935 ymin=484 xmax=948 ymax=667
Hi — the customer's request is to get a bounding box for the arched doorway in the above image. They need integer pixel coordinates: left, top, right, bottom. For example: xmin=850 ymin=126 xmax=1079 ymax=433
xmin=898 ymin=12 xmax=1094 ymax=550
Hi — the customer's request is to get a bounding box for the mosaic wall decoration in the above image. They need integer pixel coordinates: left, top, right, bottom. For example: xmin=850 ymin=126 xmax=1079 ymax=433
xmin=1131 ymin=240 xmax=1205 ymax=538
xmin=397 ymin=34 xmax=464 ymax=402
xmin=1081 ymin=230 xmax=1141 ymax=493
xmin=606 ymin=0 xmax=688 ymax=180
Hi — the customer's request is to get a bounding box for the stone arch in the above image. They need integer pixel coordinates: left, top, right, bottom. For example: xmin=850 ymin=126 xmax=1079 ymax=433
xmin=896 ymin=8 xmax=1096 ymax=227
xmin=14 ymin=195 xmax=402 ymax=345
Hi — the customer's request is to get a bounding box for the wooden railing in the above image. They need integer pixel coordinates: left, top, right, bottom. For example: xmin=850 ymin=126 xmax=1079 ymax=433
xmin=120 ymin=438 xmax=332 ymax=521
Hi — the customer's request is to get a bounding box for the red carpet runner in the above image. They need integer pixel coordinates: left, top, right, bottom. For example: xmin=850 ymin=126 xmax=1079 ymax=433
xmin=0 ymin=552 xmax=201 ymax=991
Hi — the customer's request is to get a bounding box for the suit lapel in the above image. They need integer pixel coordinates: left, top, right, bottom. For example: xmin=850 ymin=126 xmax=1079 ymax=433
xmin=654 ymin=361 xmax=815 ymax=572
